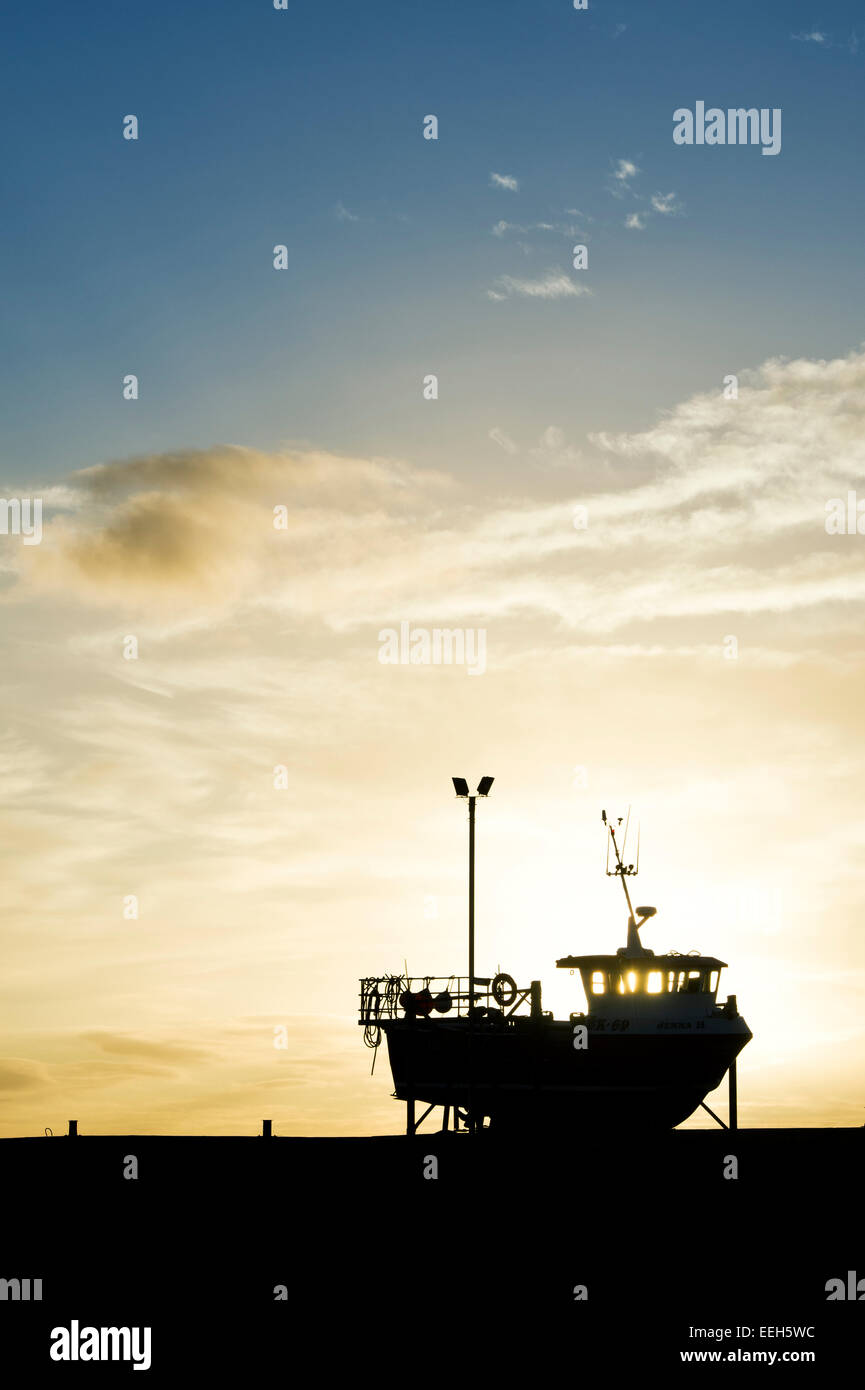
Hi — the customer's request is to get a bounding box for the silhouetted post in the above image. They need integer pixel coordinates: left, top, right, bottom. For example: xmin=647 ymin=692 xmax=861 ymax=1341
xmin=729 ymin=1058 xmax=738 ymax=1131
xmin=468 ymin=796 xmax=476 ymax=1008
xmin=262 ymin=1120 xmax=272 ymax=1139
xmin=406 ymin=1006 xmax=415 ymax=1135
xmin=531 ymin=981 xmax=543 ymax=1126
xmin=530 ymin=981 xmax=542 ymax=1019
xmin=468 ymin=794 xmax=476 ymax=1136
xmin=68 ymin=1120 xmax=78 ymax=1138
xmin=451 ymin=776 xmax=494 ymax=1136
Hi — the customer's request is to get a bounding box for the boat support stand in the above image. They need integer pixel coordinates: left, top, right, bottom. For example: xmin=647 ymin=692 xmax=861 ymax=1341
xmin=699 ymin=1058 xmax=738 ymax=1131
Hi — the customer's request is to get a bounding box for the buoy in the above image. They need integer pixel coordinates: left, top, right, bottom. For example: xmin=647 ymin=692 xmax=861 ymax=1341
xmin=492 ymin=972 xmax=518 ymax=1007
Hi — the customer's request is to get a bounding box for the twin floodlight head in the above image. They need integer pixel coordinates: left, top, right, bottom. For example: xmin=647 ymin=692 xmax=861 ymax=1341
xmin=452 ymin=776 xmax=494 ymax=798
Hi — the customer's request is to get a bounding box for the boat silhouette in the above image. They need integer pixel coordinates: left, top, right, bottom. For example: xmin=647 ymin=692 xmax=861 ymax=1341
xmin=359 ymin=798 xmax=751 ymax=1132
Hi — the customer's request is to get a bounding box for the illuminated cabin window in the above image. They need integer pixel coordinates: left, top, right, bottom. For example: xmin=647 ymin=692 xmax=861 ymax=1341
xmin=588 ymin=968 xmax=716 ymax=997
xmin=613 ymin=972 xmax=659 ymax=994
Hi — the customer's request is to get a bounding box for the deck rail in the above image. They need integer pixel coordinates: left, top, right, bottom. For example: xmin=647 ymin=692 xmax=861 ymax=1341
xmin=358 ymin=973 xmax=534 ymax=1032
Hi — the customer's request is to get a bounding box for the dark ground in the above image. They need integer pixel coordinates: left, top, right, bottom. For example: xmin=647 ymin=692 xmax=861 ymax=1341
xmin=1 ymin=1127 xmax=862 ymax=1377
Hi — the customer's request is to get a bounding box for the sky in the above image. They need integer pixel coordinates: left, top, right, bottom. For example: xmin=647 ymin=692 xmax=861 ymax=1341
xmin=2 ymin=1 xmax=865 ymax=1135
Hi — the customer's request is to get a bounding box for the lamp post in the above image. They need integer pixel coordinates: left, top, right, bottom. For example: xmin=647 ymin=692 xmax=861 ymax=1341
xmin=452 ymin=776 xmax=494 ymax=1134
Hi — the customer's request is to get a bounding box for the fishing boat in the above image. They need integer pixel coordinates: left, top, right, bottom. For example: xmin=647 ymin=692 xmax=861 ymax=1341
xmin=359 ymin=789 xmax=751 ymax=1132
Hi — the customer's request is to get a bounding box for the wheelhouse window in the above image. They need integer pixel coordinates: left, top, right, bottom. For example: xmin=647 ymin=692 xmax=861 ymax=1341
xmin=661 ymin=968 xmax=718 ymax=994
xmin=582 ymin=965 xmax=721 ymax=998
xmin=612 ymin=970 xmax=660 ymax=994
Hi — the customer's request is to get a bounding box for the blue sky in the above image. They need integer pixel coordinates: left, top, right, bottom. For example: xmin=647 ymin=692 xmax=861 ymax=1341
xmin=2 ymin=0 xmax=864 ymax=486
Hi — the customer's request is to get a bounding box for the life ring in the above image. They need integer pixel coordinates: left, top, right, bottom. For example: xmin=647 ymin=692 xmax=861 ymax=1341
xmin=492 ymin=972 xmax=517 ymax=1007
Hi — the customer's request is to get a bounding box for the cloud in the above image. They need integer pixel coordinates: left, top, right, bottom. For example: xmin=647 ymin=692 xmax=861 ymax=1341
xmin=12 ymin=446 xmax=454 ymax=608
xmin=608 ymin=158 xmax=639 ymax=197
xmin=335 ymin=201 xmax=359 ymax=222
xmin=529 ymin=426 xmax=584 ymax=469
xmin=9 ymin=353 xmax=861 ymax=672
xmin=490 ymin=172 xmax=519 ymax=191
xmin=80 ymin=1031 xmax=213 ymax=1065
xmin=613 ymin=159 xmax=638 ymax=182
xmin=492 ymin=218 xmax=584 ymax=239
xmin=625 ymin=194 xmax=682 ymax=229
xmin=790 ymin=29 xmax=860 ymax=52
xmin=650 ymin=192 xmax=681 ymax=215
xmin=0 ymin=1059 xmax=52 ymax=1093
xmin=485 ymin=271 xmax=591 ymax=301
xmin=11 ymin=350 xmax=865 ymax=639
xmin=488 ymin=427 xmax=519 ymax=455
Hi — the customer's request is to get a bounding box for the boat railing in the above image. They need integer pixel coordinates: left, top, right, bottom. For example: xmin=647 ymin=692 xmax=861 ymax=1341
xmin=358 ymin=974 xmax=534 ymax=1026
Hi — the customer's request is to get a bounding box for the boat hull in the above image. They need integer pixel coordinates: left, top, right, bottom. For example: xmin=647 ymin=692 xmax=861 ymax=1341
xmin=383 ymin=1015 xmax=751 ymax=1130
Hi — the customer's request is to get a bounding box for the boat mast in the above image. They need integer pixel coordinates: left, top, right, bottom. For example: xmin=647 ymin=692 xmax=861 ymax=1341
xmin=602 ymin=808 xmax=646 ymax=952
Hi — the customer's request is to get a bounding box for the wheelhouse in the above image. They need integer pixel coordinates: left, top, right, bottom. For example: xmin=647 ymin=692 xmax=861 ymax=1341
xmin=556 ymin=954 xmax=727 ymax=1007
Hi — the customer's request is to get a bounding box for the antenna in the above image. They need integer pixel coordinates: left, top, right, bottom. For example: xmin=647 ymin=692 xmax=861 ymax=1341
xmin=603 ymin=808 xmax=653 ymax=955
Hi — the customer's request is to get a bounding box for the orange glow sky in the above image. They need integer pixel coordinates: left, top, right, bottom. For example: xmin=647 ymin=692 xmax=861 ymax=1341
xmin=3 ymin=349 xmax=865 ymax=1134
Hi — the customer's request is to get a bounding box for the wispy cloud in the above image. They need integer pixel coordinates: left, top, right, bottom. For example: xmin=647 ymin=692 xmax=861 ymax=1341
xmin=335 ymin=201 xmax=359 ymax=222
xmin=613 ymin=158 xmax=638 ymax=183
xmin=485 ymin=270 xmax=592 ymax=301
xmin=650 ymin=192 xmax=681 ymax=215
xmin=491 ymin=218 xmax=583 ymax=239
xmin=626 ymin=194 xmax=682 ymax=228
xmin=607 ymin=158 xmax=639 ymax=197
xmin=529 ymin=425 xmax=584 ymax=469
xmin=791 ymin=28 xmax=860 ymax=53
xmin=18 ymin=351 xmax=865 ymax=632
xmin=490 ymin=172 xmax=519 ymax=191
xmin=488 ymin=427 xmax=519 ymax=456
